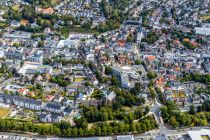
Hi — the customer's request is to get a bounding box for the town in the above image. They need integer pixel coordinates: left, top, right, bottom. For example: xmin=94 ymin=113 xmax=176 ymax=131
xmin=0 ymin=0 xmax=209 ymax=140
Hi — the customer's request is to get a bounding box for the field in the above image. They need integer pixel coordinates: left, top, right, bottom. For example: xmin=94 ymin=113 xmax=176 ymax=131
xmin=0 ymin=108 xmax=11 ymax=119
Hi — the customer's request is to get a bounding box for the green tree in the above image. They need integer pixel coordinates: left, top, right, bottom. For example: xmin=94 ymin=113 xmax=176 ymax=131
xmin=147 ymin=71 xmax=157 ymax=79
xmin=170 ymin=116 xmax=179 ymax=128
xmin=135 ymin=60 xmax=142 ymax=65
xmin=189 ymin=105 xmax=196 ymax=115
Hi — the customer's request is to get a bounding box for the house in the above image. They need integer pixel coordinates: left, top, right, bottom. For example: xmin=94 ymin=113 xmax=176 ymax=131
xmin=10 ymin=20 xmax=20 ymax=27
xmin=5 ymin=84 xmax=23 ymax=94
xmin=39 ymin=113 xmax=48 ymax=122
xmin=163 ymin=86 xmax=187 ymax=106
xmin=36 ymin=7 xmax=54 ymax=14
xmin=62 ymin=98 xmax=71 ymax=106
xmin=26 ymin=92 xmax=35 ymax=97
xmin=92 ymin=16 xmax=106 ymax=27
xmin=75 ymin=93 xmax=85 ymax=103
xmin=54 ymin=94 xmax=63 ymax=103
xmin=63 ymin=107 xmax=74 ymax=117
xmin=45 ymin=102 xmax=62 ymax=114
xmin=85 ymin=87 xmax=94 ymax=96
xmin=39 ymin=113 xmax=62 ymax=123
xmin=46 ymin=95 xmax=54 ymax=102
xmin=155 ymin=77 xmax=166 ymax=87
xmin=44 ymin=27 xmax=51 ymax=34
xmin=20 ymin=19 xmax=29 ymax=26
xmin=13 ymin=96 xmax=43 ymax=110
xmin=0 ymin=93 xmax=13 ymax=104
xmin=50 ymin=114 xmax=62 ymax=123
xmin=18 ymin=88 xmax=29 ymax=96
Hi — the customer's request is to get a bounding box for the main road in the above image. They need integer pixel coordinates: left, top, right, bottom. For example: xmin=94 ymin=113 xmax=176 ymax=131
xmin=144 ymin=98 xmax=210 ymax=140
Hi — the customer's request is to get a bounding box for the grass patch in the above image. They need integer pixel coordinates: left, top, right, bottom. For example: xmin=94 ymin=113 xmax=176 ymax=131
xmin=0 ymin=21 xmax=8 ymax=28
xmin=12 ymin=5 xmax=20 ymax=11
xmin=74 ymin=77 xmax=84 ymax=82
xmin=0 ymin=108 xmax=10 ymax=119
xmin=57 ymin=26 xmax=99 ymax=38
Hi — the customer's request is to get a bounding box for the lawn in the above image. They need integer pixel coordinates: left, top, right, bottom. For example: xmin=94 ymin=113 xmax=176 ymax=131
xmin=12 ymin=5 xmax=20 ymax=11
xmin=0 ymin=22 xmax=8 ymax=28
xmin=74 ymin=77 xmax=84 ymax=82
xmin=0 ymin=108 xmax=11 ymax=119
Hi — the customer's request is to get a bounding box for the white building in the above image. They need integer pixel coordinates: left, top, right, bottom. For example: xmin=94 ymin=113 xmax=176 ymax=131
xmin=111 ymin=66 xmax=139 ymax=89
xmin=195 ymin=24 xmax=210 ymax=35
xmin=117 ymin=135 xmax=134 ymax=140
xmin=57 ymin=39 xmax=80 ymax=49
xmin=188 ymin=129 xmax=210 ymax=140
xmin=18 ymin=62 xmax=52 ymax=76
xmin=0 ymin=49 xmax=4 ymax=58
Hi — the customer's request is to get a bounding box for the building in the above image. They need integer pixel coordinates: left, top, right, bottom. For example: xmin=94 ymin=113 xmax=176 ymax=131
xmin=13 ymin=96 xmax=43 ymax=110
xmin=36 ymin=7 xmax=54 ymax=14
xmin=5 ymin=48 xmax=25 ymax=60
xmin=103 ymin=90 xmax=116 ymax=104
xmin=188 ymin=129 xmax=210 ymax=140
xmin=126 ymin=19 xmax=141 ymax=26
xmin=45 ymin=102 xmax=62 ymax=114
xmin=10 ymin=20 xmax=20 ymax=27
xmin=39 ymin=113 xmax=62 ymax=123
xmin=137 ymin=27 xmax=146 ymax=44
xmin=111 ymin=66 xmax=139 ymax=89
xmin=57 ymin=39 xmax=80 ymax=49
xmin=28 ymin=53 xmax=43 ymax=63
xmin=54 ymin=94 xmax=63 ymax=103
xmin=63 ymin=107 xmax=74 ymax=117
xmin=195 ymin=24 xmax=210 ymax=35
xmin=3 ymin=31 xmax=31 ymax=40
xmin=163 ymin=86 xmax=187 ymax=106
xmin=117 ymin=135 xmax=134 ymax=140
xmin=18 ymin=62 xmax=53 ymax=75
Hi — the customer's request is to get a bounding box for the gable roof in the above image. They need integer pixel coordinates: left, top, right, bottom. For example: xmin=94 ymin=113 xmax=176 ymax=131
xmin=46 ymin=102 xmax=61 ymax=110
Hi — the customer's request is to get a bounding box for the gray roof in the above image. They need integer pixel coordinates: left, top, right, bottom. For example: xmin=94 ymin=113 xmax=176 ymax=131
xmin=14 ymin=96 xmax=42 ymax=105
xmin=51 ymin=114 xmax=61 ymax=119
xmin=39 ymin=113 xmax=48 ymax=119
xmin=64 ymin=107 xmax=73 ymax=113
xmin=46 ymin=102 xmax=62 ymax=110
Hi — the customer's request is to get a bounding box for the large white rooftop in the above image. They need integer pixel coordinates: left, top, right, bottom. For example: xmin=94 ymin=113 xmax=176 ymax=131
xmin=188 ymin=129 xmax=210 ymax=140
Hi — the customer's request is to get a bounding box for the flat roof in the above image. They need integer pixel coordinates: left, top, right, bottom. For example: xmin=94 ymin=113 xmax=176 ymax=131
xmin=188 ymin=129 xmax=210 ymax=140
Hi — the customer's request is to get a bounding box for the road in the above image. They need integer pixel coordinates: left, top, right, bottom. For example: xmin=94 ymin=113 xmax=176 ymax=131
xmin=147 ymin=98 xmax=210 ymax=140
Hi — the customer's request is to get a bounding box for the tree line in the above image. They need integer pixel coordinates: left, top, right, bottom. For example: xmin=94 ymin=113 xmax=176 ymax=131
xmin=0 ymin=115 xmax=158 ymax=137
xmin=181 ymin=72 xmax=210 ymax=86
xmin=161 ymin=101 xmax=210 ymax=128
